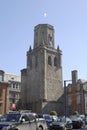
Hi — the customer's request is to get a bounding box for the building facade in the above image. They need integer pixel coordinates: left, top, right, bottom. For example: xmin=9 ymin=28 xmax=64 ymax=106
xmin=21 ymin=24 xmax=64 ymax=115
xmin=0 ymin=70 xmax=21 ymax=114
xmin=0 ymin=81 xmax=8 ymax=115
xmin=66 ymin=70 xmax=87 ymax=116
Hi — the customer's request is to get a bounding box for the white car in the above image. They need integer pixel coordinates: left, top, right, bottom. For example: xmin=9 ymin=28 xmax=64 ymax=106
xmin=26 ymin=112 xmax=48 ymax=130
xmin=0 ymin=112 xmax=39 ymax=130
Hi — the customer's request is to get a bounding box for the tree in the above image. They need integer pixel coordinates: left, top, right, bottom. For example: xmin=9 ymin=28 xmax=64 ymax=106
xmin=73 ymin=111 xmax=79 ymax=115
xmin=50 ymin=111 xmax=57 ymax=116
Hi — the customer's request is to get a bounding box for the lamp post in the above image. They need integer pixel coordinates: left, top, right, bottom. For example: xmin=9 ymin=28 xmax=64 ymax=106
xmin=64 ymin=80 xmax=72 ymax=118
xmin=83 ymin=89 xmax=85 ymax=116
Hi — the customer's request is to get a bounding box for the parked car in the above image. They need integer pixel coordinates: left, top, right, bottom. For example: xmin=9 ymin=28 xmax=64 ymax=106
xmin=50 ymin=115 xmax=58 ymax=121
xmin=50 ymin=120 xmax=66 ymax=130
xmin=70 ymin=115 xmax=84 ymax=128
xmin=27 ymin=112 xmax=48 ymax=130
xmin=0 ymin=111 xmax=47 ymax=130
xmin=38 ymin=114 xmax=53 ymax=129
xmin=59 ymin=117 xmax=73 ymax=129
xmin=49 ymin=116 xmax=72 ymax=130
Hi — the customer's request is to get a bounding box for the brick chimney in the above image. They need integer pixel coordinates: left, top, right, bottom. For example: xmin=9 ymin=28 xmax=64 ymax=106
xmin=71 ymin=70 xmax=78 ymax=84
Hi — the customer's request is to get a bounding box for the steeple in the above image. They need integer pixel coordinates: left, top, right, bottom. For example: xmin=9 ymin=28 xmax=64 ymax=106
xmin=57 ymin=45 xmax=60 ymax=51
xmin=29 ymin=45 xmax=32 ymax=52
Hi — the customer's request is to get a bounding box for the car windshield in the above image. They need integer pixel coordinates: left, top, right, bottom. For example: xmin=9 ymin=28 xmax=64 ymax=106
xmin=57 ymin=117 xmax=71 ymax=123
xmin=3 ymin=113 xmax=21 ymax=122
xmin=44 ymin=115 xmax=52 ymax=120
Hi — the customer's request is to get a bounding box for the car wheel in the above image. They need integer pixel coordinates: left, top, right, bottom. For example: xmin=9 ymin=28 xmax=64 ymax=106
xmin=38 ymin=126 xmax=43 ymax=130
xmin=64 ymin=127 xmax=66 ymax=130
xmin=70 ymin=124 xmax=73 ymax=129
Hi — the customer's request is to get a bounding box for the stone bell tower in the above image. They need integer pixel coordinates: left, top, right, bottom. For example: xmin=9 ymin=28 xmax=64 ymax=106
xmin=34 ymin=24 xmax=54 ymax=48
xmin=21 ymin=24 xmax=64 ymax=114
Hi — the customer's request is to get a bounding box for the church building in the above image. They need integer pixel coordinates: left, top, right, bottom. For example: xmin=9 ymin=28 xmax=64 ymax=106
xmin=21 ymin=24 xmax=64 ymax=115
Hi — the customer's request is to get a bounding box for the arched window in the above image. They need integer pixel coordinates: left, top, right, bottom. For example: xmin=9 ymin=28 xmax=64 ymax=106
xmin=48 ymin=34 xmax=53 ymax=47
xmin=54 ymin=57 xmax=57 ymax=67
xmin=48 ymin=56 xmax=52 ymax=65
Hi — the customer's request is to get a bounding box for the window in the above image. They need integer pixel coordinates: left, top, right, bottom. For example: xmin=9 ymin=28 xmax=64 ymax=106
xmin=54 ymin=57 xmax=57 ymax=67
xmin=16 ymin=83 xmax=18 ymax=89
xmin=58 ymin=55 xmax=61 ymax=67
xmin=0 ymin=89 xmax=2 ymax=99
xmin=0 ymin=75 xmax=2 ymax=81
xmin=28 ymin=114 xmax=36 ymax=122
xmin=48 ymin=56 xmax=52 ymax=65
xmin=22 ymin=115 xmax=29 ymax=121
xmin=0 ymin=103 xmax=2 ymax=114
xmin=48 ymin=34 xmax=53 ymax=47
xmin=35 ymin=56 xmax=38 ymax=68
xmin=30 ymin=58 xmax=32 ymax=69
xmin=11 ymin=77 xmax=14 ymax=80
xmin=13 ymin=83 xmax=15 ymax=88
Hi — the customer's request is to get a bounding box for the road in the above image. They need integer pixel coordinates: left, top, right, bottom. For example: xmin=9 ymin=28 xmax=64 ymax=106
xmin=73 ymin=128 xmax=87 ymax=130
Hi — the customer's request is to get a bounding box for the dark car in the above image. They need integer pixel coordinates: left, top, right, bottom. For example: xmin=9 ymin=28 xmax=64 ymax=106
xmin=59 ymin=117 xmax=73 ymax=129
xmin=50 ymin=120 xmax=66 ymax=130
xmin=49 ymin=117 xmax=72 ymax=130
xmin=0 ymin=121 xmax=17 ymax=130
xmin=70 ymin=115 xmax=84 ymax=128
xmin=38 ymin=114 xmax=53 ymax=129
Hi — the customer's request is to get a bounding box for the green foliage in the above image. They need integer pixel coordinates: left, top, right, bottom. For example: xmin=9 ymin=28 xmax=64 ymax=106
xmin=73 ymin=111 xmax=79 ymax=115
xmin=85 ymin=112 xmax=87 ymax=116
xmin=50 ymin=111 xmax=57 ymax=116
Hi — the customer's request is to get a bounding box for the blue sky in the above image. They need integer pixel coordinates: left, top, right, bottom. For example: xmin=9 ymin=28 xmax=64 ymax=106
xmin=0 ymin=0 xmax=87 ymax=81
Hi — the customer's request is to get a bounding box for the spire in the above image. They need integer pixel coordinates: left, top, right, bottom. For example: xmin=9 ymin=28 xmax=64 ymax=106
xmin=57 ymin=45 xmax=62 ymax=55
xmin=29 ymin=46 xmax=32 ymax=52
xmin=57 ymin=45 xmax=60 ymax=52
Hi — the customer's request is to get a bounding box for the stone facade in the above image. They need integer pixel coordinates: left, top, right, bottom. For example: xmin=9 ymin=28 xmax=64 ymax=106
xmin=21 ymin=24 xmax=64 ymax=115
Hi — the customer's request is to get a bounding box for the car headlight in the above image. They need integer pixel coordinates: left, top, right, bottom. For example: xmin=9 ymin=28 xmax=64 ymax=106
xmin=49 ymin=123 xmax=52 ymax=126
xmin=60 ymin=124 xmax=65 ymax=127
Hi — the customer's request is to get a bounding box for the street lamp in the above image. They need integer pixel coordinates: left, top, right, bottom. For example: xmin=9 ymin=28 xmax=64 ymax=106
xmin=83 ymin=89 xmax=85 ymax=116
xmin=64 ymin=80 xmax=72 ymax=118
